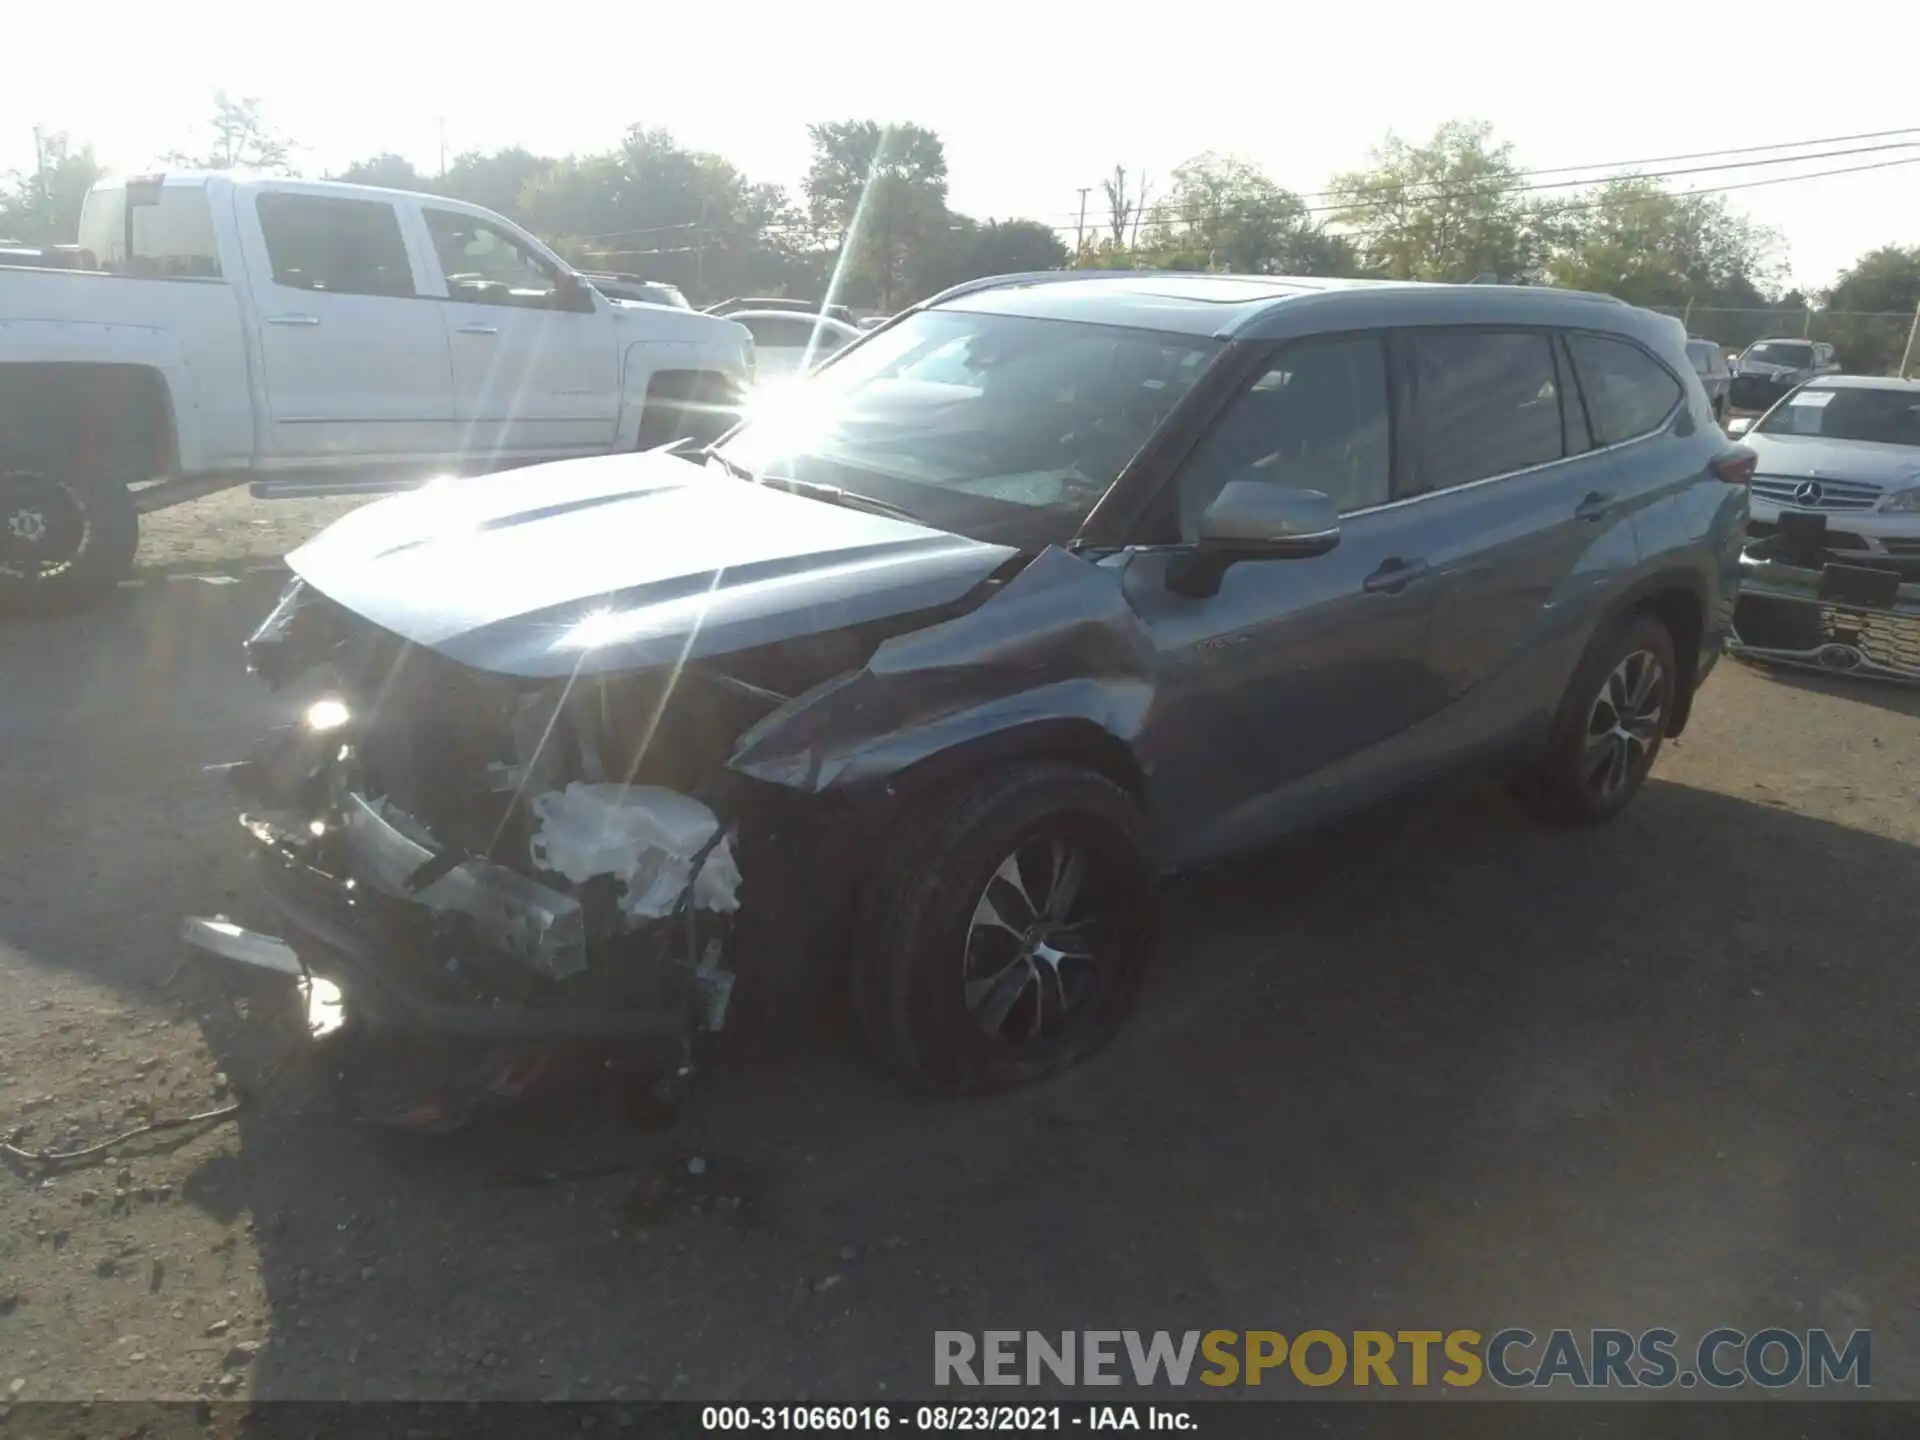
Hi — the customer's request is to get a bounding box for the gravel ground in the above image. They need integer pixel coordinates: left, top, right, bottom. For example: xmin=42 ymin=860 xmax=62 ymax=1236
xmin=132 ymin=489 xmax=374 ymax=577
xmin=1 ymin=557 xmax=1917 ymax=1403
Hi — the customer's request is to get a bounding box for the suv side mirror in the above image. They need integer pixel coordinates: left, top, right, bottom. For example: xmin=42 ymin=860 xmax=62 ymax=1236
xmin=1167 ymin=480 xmax=1341 ymax=598
xmin=1725 ymin=415 xmax=1753 ymax=438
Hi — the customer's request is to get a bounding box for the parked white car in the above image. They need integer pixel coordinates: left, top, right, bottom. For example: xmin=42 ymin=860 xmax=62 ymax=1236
xmin=1731 ymin=376 xmax=1920 ymax=567
xmin=0 ymin=173 xmax=754 ymax=612
xmin=728 ymin=310 xmax=864 ymax=380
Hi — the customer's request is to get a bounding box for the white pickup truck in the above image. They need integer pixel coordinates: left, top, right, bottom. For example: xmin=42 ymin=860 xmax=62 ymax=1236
xmin=0 ymin=172 xmax=756 ymax=613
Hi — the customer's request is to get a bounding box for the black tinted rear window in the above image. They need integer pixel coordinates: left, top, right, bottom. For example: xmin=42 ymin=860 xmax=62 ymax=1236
xmin=1404 ymin=329 xmax=1564 ymax=492
xmin=1566 ymin=333 xmax=1682 ymax=445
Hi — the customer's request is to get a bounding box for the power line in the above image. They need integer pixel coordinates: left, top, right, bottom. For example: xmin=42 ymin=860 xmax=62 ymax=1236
xmin=1043 ymin=142 xmax=1920 ymax=236
xmin=1068 ymin=154 xmax=1920 ymax=258
xmin=559 ymin=124 xmax=1920 ymax=259
xmin=1041 ymin=125 xmax=1920 ymax=226
xmin=586 ymin=124 xmax=1920 ymax=243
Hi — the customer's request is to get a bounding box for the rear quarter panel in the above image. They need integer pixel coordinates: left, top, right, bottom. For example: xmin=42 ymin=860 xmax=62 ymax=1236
xmin=1621 ymin=350 xmax=1749 ymax=682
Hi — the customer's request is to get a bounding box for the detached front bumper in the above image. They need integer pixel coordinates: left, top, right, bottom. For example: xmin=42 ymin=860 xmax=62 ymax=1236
xmin=1730 ymin=546 xmax=1920 ymax=684
xmin=183 ymin=778 xmax=729 ymax=1060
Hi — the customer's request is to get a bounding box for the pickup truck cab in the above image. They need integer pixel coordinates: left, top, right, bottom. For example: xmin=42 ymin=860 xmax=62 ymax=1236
xmin=0 ymin=173 xmax=754 ymax=613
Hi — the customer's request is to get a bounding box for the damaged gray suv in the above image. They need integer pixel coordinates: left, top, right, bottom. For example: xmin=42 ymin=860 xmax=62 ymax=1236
xmin=211 ymin=272 xmax=1751 ymax=1098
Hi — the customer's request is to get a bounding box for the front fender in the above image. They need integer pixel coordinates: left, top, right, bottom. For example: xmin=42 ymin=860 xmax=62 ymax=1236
xmin=725 ymin=546 xmax=1156 ymax=796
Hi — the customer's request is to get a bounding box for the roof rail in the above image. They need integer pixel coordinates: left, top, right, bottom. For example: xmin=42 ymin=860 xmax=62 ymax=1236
xmin=916 ymin=268 xmax=1144 ymax=310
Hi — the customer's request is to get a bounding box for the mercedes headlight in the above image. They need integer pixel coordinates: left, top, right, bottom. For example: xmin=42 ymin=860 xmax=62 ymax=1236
xmin=1880 ymin=487 xmax=1920 ymax=513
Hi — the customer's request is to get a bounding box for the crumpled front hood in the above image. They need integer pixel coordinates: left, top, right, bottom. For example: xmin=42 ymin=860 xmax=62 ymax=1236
xmin=287 ymin=450 xmax=1017 ymax=679
xmin=1745 ymin=434 xmax=1920 ymax=491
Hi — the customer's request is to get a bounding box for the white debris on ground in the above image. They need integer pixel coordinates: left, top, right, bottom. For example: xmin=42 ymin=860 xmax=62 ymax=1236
xmin=528 ymin=782 xmax=742 ymax=920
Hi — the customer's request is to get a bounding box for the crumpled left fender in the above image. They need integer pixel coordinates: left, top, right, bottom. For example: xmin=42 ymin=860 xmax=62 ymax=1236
xmin=725 ymin=546 xmax=1156 ymax=794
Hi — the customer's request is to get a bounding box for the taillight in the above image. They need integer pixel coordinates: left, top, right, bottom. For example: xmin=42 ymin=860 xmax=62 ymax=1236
xmin=1712 ymin=447 xmax=1757 ymax=486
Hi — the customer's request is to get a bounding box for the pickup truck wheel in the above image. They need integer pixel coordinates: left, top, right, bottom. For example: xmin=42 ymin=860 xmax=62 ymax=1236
xmin=1521 ymin=612 xmax=1677 ymax=825
xmin=854 ymin=762 xmax=1158 ymax=1096
xmin=0 ymin=456 xmax=140 ymax=616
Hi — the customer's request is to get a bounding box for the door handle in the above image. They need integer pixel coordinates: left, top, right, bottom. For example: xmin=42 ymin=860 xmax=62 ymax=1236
xmin=1575 ymin=490 xmax=1619 ymax=522
xmin=456 ymin=323 xmax=500 ymax=335
xmin=1362 ymin=557 xmax=1429 ymax=595
xmin=266 ymin=313 xmax=320 ymax=326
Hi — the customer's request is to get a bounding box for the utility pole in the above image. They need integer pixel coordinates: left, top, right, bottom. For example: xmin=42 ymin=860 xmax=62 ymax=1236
xmin=30 ymin=125 xmax=47 ymax=211
xmin=436 ymin=118 xmax=447 ymax=179
xmin=1900 ymin=299 xmax=1920 ymax=381
xmin=1075 ymin=187 xmax=1090 ymax=252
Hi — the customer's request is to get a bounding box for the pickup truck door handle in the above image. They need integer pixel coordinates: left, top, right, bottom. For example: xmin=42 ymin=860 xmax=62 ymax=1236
xmin=456 ymin=323 xmax=500 ymax=335
xmin=265 ymin=313 xmax=320 ymax=326
xmin=1575 ymin=490 xmax=1619 ymax=522
xmin=1362 ymin=557 xmax=1430 ymax=595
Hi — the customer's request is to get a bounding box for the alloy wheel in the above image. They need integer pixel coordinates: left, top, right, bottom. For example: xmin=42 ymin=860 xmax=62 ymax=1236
xmin=962 ymin=830 xmax=1114 ymax=1045
xmin=1583 ymin=649 xmax=1665 ymax=800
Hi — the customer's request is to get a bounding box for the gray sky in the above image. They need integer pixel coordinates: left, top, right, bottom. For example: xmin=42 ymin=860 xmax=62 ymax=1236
xmin=6 ymin=0 xmax=1917 ymax=292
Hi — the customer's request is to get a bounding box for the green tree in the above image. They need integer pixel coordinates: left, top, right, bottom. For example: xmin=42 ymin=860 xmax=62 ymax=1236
xmin=1328 ymin=120 xmax=1548 ymax=282
xmin=522 ymin=127 xmax=804 ymax=302
xmin=333 ymin=153 xmax=430 ymax=191
xmin=911 ymin=217 xmax=1068 ymax=296
xmin=1827 ymin=245 xmax=1920 ymax=314
xmin=1823 ymin=245 xmax=1920 ymax=373
xmin=438 ymin=147 xmax=552 ymax=222
xmin=1143 ymin=153 xmax=1355 ymax=275
xmin=168 ymin=92 xmax=295 ymax=173
xmin=0 ymin=132 xmax=104 ymax=244
xmin=1543 ymin=177 xmax=1779 ymax=309
xmin=803 ymin=120 xmax=950 ymax=309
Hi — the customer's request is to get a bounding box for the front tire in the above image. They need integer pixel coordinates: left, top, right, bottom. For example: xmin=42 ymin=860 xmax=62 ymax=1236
xmin=854 ymin=762 xmax=1158 ymax=1096
xmin=0 ymin=453 xmax=140 ymax=617
xmin=1521 ymin=612 xmax=1677 ymax=824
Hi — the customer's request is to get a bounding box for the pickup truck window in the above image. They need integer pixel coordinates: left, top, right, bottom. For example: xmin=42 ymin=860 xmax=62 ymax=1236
xmin=255 ymin=193 xmax=417 ymax=299
xmin=424 ymin=208 xmax=569 ymax=310
xmin=75 ymin=184 xmax=223 ymax=280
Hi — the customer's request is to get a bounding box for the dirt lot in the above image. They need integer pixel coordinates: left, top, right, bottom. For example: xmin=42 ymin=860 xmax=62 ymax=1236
xmin=1 ymin=498 xmax=1918 ymax=1403
xmin=131 ymin=489 xmax=373 ymax=577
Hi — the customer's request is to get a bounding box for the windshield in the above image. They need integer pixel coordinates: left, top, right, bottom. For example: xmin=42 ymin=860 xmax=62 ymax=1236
xmin=714 ymin=308 xmax=1222 ymax=545
xmin=1744 ymin=341 xmax=1814 ymax=369
xmin=1756 ymin=385 xmax=1920 ymax=446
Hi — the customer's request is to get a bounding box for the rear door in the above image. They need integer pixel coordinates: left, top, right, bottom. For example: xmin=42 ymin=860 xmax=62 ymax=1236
xmin=1393 ymin=326 xmax=1644 ymax=755
xmin=237 ymin=188 xmax=453 ymax=460
xmin=418 ymin=206 xmax=619 ymax=458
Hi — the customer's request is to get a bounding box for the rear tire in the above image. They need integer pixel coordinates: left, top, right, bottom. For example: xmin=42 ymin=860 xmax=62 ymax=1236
xmin=0 ymin=451 xmax=140 ymax=617
xmin=853 ymin=762 xmax=1158 ymax=1096
xmin=1520 ymin=612 xmax=1677 ymax=825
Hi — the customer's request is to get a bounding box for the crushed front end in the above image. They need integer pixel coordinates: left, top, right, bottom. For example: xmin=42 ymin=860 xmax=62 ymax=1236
xmin=188 ymin=579 xmax=812 ymax=1115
